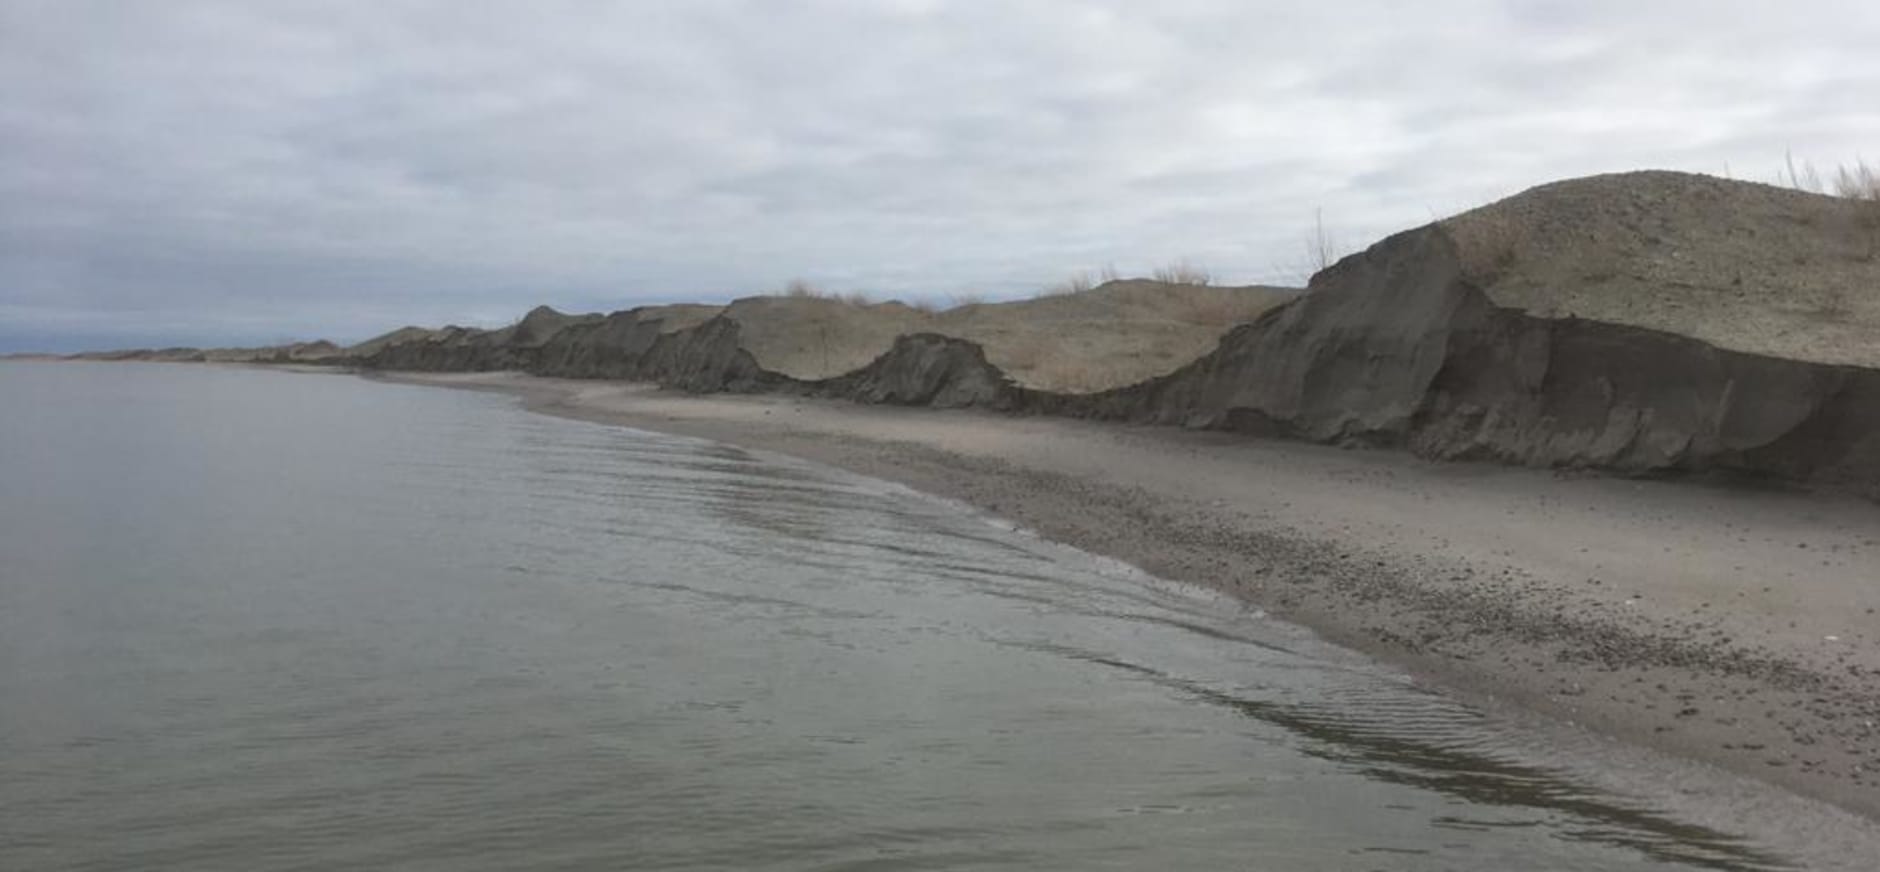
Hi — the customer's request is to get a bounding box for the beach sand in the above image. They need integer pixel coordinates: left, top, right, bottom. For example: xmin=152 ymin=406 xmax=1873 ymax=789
xmin=384 ymin=372 xmax=1880 ymax=831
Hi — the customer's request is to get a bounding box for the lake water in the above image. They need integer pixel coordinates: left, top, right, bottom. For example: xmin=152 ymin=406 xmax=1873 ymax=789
xmin=0 ymin=362 xmax=1796 ymax=870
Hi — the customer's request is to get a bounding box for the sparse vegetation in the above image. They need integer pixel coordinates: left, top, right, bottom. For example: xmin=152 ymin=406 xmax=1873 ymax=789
xmin=1041 ymin=272 xmax=1095 ymax=297
xmin=1833 ymin=159 xmax=1880 ymax=261
xmin=1781 ymin=155 xmax=1880 ymax=261
xmin=1783 ymin=150 xmax=1824 ymax=194
xmin=1304 ymin=209 xmax=1341 ymax=275
xmin=779 ymin=279 xmax=873 ymax=305
xmin=1039 ymin=265 xmax=1122 ymax=297
xmin=900 ymin=292 xmax=988 ymax=312
xmin=1780 ymin=154 xmax=1878 ymax=201
xmin=1151 ymin=261 xmax=1211 ymax=286
xmin=1833 ymin=160 xmax=1880 ymax=200
xmin=1271 ymin=210 xmax=1349 ymax=285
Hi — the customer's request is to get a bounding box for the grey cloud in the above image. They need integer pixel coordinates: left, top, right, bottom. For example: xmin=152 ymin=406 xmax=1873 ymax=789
xmin=3 ymin=0 xmax=1878 ymax=351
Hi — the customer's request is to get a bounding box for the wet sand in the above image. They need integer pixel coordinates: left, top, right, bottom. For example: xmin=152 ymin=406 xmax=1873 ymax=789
xmin=384 ymin=372 xmax=1880 ymax=825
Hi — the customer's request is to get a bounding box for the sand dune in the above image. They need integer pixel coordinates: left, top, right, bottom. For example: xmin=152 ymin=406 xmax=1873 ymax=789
xmin=730 ymin=281 xmax=1294 ymax=390
xmin=1444 ymin=170 xmax=1880 ymax=367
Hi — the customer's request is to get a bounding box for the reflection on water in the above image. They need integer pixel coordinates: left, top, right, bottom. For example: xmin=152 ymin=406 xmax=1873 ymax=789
xmin=0 ymin=363 xmax=1793 ymax=870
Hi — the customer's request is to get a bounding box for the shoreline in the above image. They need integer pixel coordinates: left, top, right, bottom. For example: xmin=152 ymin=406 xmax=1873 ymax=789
xmin=379 ymin=374 xmax=1880 ymax=817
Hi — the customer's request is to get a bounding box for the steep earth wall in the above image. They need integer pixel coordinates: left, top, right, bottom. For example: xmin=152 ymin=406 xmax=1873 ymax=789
xmin=1089 ymin=227 xmax=1880 ymax=495
xmin=344 ymin=229 xmax=1879 ymax=497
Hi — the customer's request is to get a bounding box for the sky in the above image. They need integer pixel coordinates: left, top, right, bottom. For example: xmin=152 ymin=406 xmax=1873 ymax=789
xmin=3 ymin=1 xmax=1879 ymax=352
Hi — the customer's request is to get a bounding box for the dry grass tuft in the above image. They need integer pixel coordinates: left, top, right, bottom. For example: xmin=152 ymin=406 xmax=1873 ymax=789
xmin=1041 ymin=272 xmax=1095 ymax=297
xmin=1783 ymin=154 xmax=1879 ymax=200
xmin=1787 ymin=155 xmax=1880 ymax=261
xmin=777 ymin=279 xmax=874 ymax=306
xmin=1039 ymin=265 xmax=1123 ymax=297
xmin=1834 ymin=159 xmax=1880 ymax=261
xmin=1303 ymin=209 xmax=1342 ymax=275
xmin=1151 ymin=261 xmax=1211 ymax=285
xmin=1784 ymin=150 xmax=1825 ymax=194
xmin=1833 ymin=160 xmax=1880 ymax=200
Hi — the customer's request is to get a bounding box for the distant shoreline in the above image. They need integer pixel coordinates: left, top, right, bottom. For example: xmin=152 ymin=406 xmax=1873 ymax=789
xmin=374 ymin=370 xmax=1880 ymax=832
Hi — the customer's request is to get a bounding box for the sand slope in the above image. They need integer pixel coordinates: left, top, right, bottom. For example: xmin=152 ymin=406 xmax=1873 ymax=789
xmin=344 ymin=326 xmax=442 ymax=358
xmin=1444 ymin=171 xmax=1880 ymax=367
xmin=728 ymin=281 xmax=1293 ymax=390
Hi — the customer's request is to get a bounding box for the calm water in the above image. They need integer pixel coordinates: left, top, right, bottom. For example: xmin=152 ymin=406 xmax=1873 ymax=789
xmin=0 ymin=363 xmax=1793 ymax=870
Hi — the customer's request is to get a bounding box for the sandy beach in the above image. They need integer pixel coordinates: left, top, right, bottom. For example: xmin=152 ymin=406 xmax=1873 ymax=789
xmin=378 ymin=370 xmax=1880 ymax=828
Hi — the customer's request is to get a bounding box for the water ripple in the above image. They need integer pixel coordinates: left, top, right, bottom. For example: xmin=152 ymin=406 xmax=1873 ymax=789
xmin=0 ymin=365 xmax=1806 ymax=871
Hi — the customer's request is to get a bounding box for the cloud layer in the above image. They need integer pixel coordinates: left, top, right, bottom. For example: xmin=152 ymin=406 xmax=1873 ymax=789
xmin=4 ymin=0 xmax=1878 ymax=350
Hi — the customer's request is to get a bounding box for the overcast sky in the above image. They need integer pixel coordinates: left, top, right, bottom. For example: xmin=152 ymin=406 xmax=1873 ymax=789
xmin=4 ymin=1 xmax=1878 ymax=351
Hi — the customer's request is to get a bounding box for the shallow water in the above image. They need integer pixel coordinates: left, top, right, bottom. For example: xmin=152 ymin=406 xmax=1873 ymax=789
xmin=0 ymin=363 xmax=1795 ymax=870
